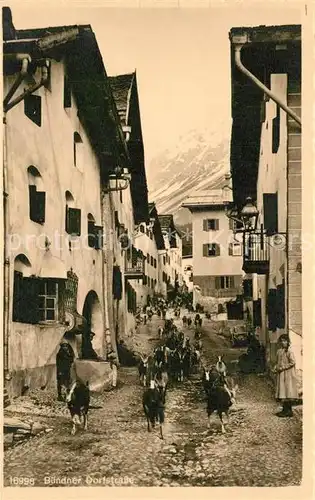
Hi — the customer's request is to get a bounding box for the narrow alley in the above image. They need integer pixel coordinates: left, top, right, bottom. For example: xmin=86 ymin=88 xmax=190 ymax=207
xmin=4 ymin=313 xmax=302 ymax=488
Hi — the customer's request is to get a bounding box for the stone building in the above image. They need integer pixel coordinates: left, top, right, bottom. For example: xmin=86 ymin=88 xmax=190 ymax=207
xmin=2 ymin=9 xmax=135 ymax=396
xmin=182 ymin=189 xmax=243 ymax=312
xmin=158 ymin=215 xmax=183 ymax=300
xmin=228 ymin=25 xmax=302 ymax=377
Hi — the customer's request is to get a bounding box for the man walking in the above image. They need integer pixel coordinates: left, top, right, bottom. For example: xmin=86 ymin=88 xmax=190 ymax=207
xmin=56 ymin=340 xmax=75 ymax=401
xmin=108 ymin=351 xmax=119 ymax=389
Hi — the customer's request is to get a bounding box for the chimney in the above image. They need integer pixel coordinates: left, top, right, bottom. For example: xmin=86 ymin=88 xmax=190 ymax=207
xmin=3 ymin=7 xmax=17 ymax=41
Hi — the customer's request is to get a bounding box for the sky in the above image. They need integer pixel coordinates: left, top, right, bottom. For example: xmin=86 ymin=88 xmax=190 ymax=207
xmin=7 ymin=1 xmax=304 ymax=171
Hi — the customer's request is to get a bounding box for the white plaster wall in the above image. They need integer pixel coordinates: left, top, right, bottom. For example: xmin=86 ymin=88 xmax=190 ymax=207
xmin=5 ymin=59 xmax=105 ymax=372
xmin=192 ymin=208 xmax=243 ymax=276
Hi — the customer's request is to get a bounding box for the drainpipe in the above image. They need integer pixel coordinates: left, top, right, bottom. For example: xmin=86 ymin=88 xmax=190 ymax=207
xmin=234 ymin=45 xmax=301 ymax=128
xmin=4 ymin=64 xmax=49 ymax=113
xmin=100 ymin=191 xmax=113 ymax=359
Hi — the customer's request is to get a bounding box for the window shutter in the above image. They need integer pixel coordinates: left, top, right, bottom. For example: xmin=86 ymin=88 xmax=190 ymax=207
xmin=12 ymin=271 xmax=23 ymax=321
xmin=94 ymin=226 xmax=103 ymax=250
xmin=267 ymin=288 xmax=277 ymax=331
xmin=203 ymin=244 xmax=208 ymax=257
xmin=203 ymin=220 xmax=208 ymax=231
xmin=229 ymin=218 xmax=234 ymax=230
xmin=24 ymin=94 xmax=42 ymax=127
xmin=88 ymin=220 xmax=95 ymax=248
xmin=229 ymin=276 xmax=235 ymax=288
xmin=29 ymin=185 xmax=37 ymax=222
xmin=276 ymin=282 xmax=285 ymax=329
xmin=263 ymin=193 xmax=278 ymax=236
xmin=36 ymin=191 xmax=46 ymax=223
xmin=21 ymin=277 xmax=40 ymax=324
xmin=113 ymin=266 xmax=122 ymax=300
xmin=64 ymin=74 xmax=72 ymax=108
xmin=215 ymin=277 xmax=221 ymax=289
xmin=253 ymin=299 xmax=262 ymax=327
xmin=215 ymin=244 xmax=220 ymax=256
xmin=67 ymin=208 xmax=81 ymax=236
xmin=228 ymin=243 xmax=233 ymax=256
xmin=215 ymin=219 xmax=219 ymax=230
xmin=272 ymin=105 xmax=280 ymax=154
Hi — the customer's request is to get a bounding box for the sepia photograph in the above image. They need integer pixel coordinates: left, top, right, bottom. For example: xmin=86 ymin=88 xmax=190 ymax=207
xmin=2 ymin=0 xmax=309 ymax=492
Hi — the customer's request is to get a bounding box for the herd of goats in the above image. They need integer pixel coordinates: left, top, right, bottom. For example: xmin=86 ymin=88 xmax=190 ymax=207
xmin=140 ymin=313 xmax=238 ymax=438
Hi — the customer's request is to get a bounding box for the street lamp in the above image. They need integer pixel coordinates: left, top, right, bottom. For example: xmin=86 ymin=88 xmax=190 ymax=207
xmin=240 ymin=197 xmax=259 ymax=230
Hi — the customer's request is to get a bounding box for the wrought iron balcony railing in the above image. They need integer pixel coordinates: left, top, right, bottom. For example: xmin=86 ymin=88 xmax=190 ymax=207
xmin=243 ymin=230 xmax=270 ymax=274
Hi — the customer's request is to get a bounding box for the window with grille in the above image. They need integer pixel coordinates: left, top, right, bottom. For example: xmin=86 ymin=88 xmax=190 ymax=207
xmin=38 ymin=280 xmax=59 ymax=321
xmin=215 ymin=276 xmax=235 ymax=289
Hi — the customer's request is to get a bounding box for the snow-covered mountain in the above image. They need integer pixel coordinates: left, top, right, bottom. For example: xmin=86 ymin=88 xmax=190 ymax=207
xmin=146 ymin=129 xmax=230 ymax=225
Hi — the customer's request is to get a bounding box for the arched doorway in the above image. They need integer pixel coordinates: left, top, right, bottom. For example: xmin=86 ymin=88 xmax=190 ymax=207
xmin=81 ymin=291 xmax=103 ymax=357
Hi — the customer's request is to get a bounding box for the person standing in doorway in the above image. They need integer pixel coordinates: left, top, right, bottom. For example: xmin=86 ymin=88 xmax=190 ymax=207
xmin=273 ymin=334 xmax=298 ymax=417
xmin=108 ymin=351 xmax=119 ymax=389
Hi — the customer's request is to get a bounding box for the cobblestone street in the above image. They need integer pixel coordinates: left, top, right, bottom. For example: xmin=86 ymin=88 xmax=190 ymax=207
xmin=4 ymin=314 xmax=302 ymax=487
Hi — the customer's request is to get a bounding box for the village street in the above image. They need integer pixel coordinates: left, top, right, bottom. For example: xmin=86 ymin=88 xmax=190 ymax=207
xmin=4 ymin=313 xmax=302 ymax=488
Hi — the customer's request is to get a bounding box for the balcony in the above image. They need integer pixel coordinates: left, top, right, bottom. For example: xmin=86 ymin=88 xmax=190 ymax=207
xmin=124 ymin=247 xmax=144 ymax=280
xmin=242 ymin=231 xmax=270 ymax=274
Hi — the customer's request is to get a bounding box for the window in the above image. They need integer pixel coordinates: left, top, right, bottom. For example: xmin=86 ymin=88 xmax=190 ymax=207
xmin=272 ymin=104 xmax=280 ymax=154
xmin=203 ymin=243 xmax=220 ymax=257
xmin=215 ymin=276 xmax=235 ymax=289
xmin=65 ymin=205 xmax=81 ymax=235
xmin=163 ymin=256 xmax=166 ymax=265
xmin=150 ymin=256 xmax=154 ymax=267
xmin=87 ymin=213 xmax=103 ymax=250
xmin=263 ymin=193 xmax=278 ymax=236
xmin=13 ymin=271 xmax=62 ymax=324
xmin=140 ymin=224 xmax=145 ymax=233
xmin=64 ymin=74 xmax=72 ymax=108
xmin=203 ymin=219 xmax=219 ymax=231
xmin=73 ymin=132 xmax=83 ymax=170
xmin=154 ymin=258 xmax=157 ymax=269
xmin=27 ymin=166 xmax=45 ymax=224
xmin=38 ymin=280 xmax=59 ymax=321
xmin=147 ymin=253 xmax=150 ymax=265
xmin=243 ymin=279 xmax=253 ymax=298
xmin=149 ymin=231 xmax=153 ymax=240
xmin=29 ymin=185 xmax=46 ymax=224
xmin=24 ymin=93 xmax=41 ymax=127
xmin=228 ymin=243 xmax=242 ymax=256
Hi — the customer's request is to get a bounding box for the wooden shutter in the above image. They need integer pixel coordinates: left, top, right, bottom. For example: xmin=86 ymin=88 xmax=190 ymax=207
xmin=215 ymin=244 xmax=220 ymax=256
xmin=24 ymin=94 xmax=41 ymax=127
xmin=112 ymin=266 xmax=122 ymax=300
xmin=229 ymin=276 xmax=235 ymax=288
xmin=64 ymin=75 xmax=72 ymax=108
xmin=203 ymin=219 xmax=208 ymax=231
xmin=12 ymin=271 xmax=23 ymax=321
xmin=36 ymin=191 xmax=46 ymax=223
xmin=228 ymin=243 xmax=233 ymax=256
xmin=229 ymin=218 xmax=234 ymax=230
xmin=21 ymin=277 xmax=40 ymax=324
xmin=263 ymin=193 xmax=278 ymax=236
xmin=214 ymin=219 xmax=220 ymax=230
xmin=267 ymin=288 xmax=277 ymax=331
xmin=203 ymin=244 xmax=208 ymax=257
xmin=94 ymin=226 xmax=103 ymax=250
xmin=276 ymin=282 xmax=285 ymax=329
xmin=29 ymin=185 xmax=37 ymax=222
xmin=88 ymin=220 xmax=95 ymax=248
xmin=272 ymin=105 xmax=280 ymax=154
xmin=67 ymin=208 xmax=81 ymax=236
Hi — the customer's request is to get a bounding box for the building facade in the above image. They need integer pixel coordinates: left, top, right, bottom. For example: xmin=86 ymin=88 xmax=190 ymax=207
xmin=229 ymin=25 xmax=302 ymax=378
xmin=182 ymin=255 xmax=194 ymax=293
xmin=2 ymin=10 xmax=141 ymax=396
xmin=158 ymin=215 xmax=183 ymax=300
xmin=182 ymin=190 xmax=243 ymax=311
